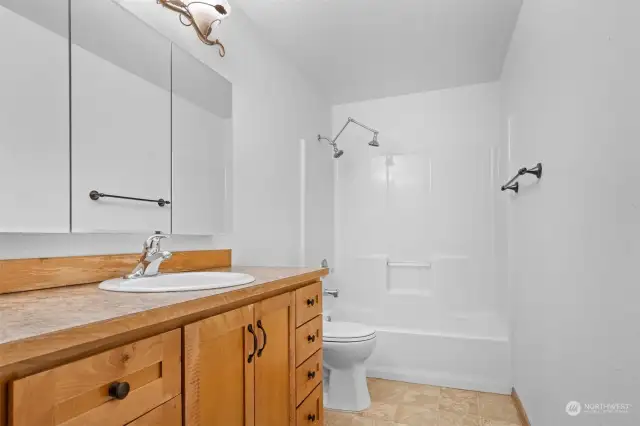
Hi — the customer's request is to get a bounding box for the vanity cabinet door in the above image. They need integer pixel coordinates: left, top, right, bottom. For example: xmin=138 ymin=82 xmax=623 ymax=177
xmin=0 ymin=0 xmax=70 ymax=232
xmin=70 ymin=0 xmax=171 ymax=233
xmin=184 ymin=305 xmax=255 ymax=426
xmin=254 ymin=293 xmax=295 ymax=426
xmin=171 ymin=45 xmax=231 ymax=235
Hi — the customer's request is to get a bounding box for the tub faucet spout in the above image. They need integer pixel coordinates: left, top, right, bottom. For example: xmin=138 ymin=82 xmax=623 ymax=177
xmin=324 ymin=289 xmax=339 ymax=298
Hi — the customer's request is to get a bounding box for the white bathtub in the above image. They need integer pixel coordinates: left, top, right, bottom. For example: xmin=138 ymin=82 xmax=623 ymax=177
xmin=327 ymin=296 xmax=512 ymax=394
xmin=364 ymin=325 xmax=511 ymax=394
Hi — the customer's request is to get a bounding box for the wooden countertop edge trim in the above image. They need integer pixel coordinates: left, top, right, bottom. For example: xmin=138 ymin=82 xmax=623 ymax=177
xmin=0 ymin=269 xmax=328 ymax=370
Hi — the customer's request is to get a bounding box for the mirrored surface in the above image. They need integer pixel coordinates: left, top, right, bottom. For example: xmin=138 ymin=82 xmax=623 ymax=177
xmin=0 ymin=0 xmax=233 ymax=235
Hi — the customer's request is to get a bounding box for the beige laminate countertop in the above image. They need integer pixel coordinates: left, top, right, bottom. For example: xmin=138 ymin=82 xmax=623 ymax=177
xmin=0 ymin=266 xmax=327 ymax=369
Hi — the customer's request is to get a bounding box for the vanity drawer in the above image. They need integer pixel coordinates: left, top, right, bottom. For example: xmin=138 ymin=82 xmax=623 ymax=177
xmin=296 ymin=384 xmax=323 ymax=426
xmin=10 ymin=330 xmax=182 ymax=426
xmin=296 ymin=350 xmax=323 ymax=406
xmin=295 ymin=282 xmax=323 ymax=327
xmin=127 ymin=396 xmax=181 ymax=426
xmin=296 ymin=316 xmax=323 ymax=366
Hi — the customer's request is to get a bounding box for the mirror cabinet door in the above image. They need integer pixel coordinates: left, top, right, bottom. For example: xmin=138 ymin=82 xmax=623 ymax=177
xmin=70 ymin=0 xmax=171 ymax=234
xmin=1 ymin=0 xmax=232 ymax=235
xmin=171 ymin=45 xmax=231 ymax=235
xmin=0 ymin=0 xmax=70 ymax=232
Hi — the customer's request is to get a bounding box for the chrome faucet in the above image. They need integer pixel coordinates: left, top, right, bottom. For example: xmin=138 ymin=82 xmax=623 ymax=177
xmin=324 ymin=289 xmax=339 ymax=298
xmin=126 ymin=232 xmax=172 ymax=279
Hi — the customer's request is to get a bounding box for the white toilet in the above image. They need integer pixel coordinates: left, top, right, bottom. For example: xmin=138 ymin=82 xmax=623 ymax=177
xmin=323 ymin=321 xmax=377 ymax=412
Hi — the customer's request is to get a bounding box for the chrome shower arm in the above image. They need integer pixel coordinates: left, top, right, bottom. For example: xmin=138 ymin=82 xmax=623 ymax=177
xmin=318 ymin=135 xmax=334 ymax=144
xmin=347 ymin=117 xmax=379 ymax=136
xmin=333 ymin=119 xmax=352 ymax=143
xmin=333 ymin=117 xmax=379 ymax=143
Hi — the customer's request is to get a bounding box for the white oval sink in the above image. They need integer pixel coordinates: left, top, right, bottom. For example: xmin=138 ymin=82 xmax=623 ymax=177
xmin=99 ymin=272 xmax=256 ymax=293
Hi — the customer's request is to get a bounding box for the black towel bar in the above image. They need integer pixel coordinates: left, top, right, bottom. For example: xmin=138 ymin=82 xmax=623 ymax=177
xmin=501 ymin=163 xmax=543 ymax=193
xmin=89 ymin=190 xmax=171 ymax=207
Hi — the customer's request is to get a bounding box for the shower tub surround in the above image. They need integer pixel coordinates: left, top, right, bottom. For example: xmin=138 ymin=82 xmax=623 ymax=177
xmin=330 ymin=82 xmax=510 ymax=393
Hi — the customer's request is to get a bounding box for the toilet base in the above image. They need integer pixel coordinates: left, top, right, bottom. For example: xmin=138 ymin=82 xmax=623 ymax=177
xmin=324 ymin=364 xmax=371 ymax=412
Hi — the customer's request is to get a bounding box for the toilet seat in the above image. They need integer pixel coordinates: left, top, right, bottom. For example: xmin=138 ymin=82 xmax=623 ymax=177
xmin=323 ymin=321 xmax=376 ymax=343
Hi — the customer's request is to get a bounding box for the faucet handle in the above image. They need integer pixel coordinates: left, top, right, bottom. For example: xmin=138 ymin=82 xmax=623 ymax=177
xmin=145 ymin=231 xmax=170 ymax=251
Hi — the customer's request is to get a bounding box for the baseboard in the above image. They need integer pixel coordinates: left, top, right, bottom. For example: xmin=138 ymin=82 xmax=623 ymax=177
xmin=511 ymin=387 xmax=531 ymax=426
xmin=367 ymin=367 xmax=512 ymax=395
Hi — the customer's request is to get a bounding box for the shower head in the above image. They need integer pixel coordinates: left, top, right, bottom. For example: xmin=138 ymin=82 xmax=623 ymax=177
xmin=319 ymin=134 xmax=345 ymax=159
xmin=318 ymin=117 xmax=380 ymax=159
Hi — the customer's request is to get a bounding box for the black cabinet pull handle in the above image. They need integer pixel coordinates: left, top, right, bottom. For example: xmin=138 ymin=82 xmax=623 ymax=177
xmin=108 ymin=381 xmax=130 ymax=400
xmin=247 ymin=324 xmax=257 ymax=363
xmin=307 ymin=414 xmax=316 ymax=422
xmin=307 ymin=334 xmax=316 ymax=343
xmin=307 ymin=370 xmax=316 ymax=380
xmin=257 ymin=320 xmax=267 ymax=357
xmin=306 ymin=298 xmax=315 ymax=307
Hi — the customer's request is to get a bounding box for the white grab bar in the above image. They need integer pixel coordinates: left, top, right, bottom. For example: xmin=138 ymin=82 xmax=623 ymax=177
xmin=387 ymin=261 xmax=432 ymax=269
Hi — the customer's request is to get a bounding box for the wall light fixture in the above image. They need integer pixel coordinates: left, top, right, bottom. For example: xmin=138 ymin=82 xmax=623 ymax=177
xmin=157 ymin=0 xmax=231 ymax=57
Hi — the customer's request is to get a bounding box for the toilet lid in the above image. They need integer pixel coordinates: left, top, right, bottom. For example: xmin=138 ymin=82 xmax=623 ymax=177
xmin=323 ymin=321 xmax=376 ymax=342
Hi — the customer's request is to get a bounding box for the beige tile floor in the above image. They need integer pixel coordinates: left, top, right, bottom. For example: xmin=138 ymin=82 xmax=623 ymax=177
xmin=324 ymin=378 xmax=523 ymax=426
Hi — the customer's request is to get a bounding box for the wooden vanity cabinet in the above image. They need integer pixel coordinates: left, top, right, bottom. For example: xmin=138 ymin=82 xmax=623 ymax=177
xmin=5 ymin=281 xmax=324 ymax=426
xmin=183 ymin=292 xmax=297 ymax=426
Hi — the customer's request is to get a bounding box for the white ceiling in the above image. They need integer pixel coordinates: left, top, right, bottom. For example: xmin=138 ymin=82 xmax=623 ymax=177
xmin=234 ymin=0 xmax=522 ymax=104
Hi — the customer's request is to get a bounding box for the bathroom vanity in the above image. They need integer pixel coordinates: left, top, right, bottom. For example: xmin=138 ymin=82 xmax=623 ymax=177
xmin=0 ymin=250 xmax=327 ymax=426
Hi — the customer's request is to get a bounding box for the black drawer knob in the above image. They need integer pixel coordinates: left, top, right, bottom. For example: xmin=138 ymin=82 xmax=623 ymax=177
xmin=307 ymin=371 xmax=316 ymax=380
xmin=307 ymin=334 xmax=316 ymax=343
xmin=108 ymin=381 xmax=131 ymax=400
xmin=307 ymin=414 xmax=316 ymax=422
xmin=306 ymin=298 xmax=315 ymax=307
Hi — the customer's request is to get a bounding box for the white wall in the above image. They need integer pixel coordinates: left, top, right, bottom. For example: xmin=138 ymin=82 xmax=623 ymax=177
xmin=502 ymin=1 xmax=640 ymax=425
xmin=0 ymin=6 xmax=333 ymax=267
xmin=331 ymin=82 xmax=511 ymax=393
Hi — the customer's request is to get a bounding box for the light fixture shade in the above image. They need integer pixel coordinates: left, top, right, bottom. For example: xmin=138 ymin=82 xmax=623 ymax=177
xmin=189 ymin=0 xmax=231 ymax=36
xmin=158 ymin=0 xmax=231 ymax=56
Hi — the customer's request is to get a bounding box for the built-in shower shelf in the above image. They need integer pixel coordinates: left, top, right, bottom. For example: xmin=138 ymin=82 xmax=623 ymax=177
xmin=385 ymin=259 xmax=434 ymax=297
xmin=387 ymin=261 xmax=432 ymax=269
